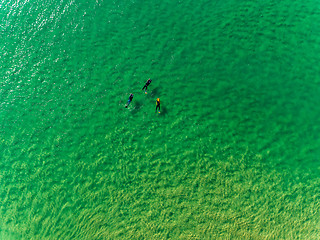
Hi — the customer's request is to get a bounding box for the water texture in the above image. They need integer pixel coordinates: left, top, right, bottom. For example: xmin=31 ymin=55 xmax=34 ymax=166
xmin=1 ymin=0 xmax=320 ymax=239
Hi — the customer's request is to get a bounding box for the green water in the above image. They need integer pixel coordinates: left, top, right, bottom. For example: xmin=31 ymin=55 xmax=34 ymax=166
xmin=1 ymin=0 xmax=320 ymax=239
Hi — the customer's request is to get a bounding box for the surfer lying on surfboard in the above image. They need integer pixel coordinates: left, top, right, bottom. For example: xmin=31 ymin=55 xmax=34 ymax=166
xmin=125 ymin=93 xmax=133 ymax=108
xmin=156 ymin=98 xmax=160 ymax=113
xmin=142 ymin=78 xmax=152 ymax=94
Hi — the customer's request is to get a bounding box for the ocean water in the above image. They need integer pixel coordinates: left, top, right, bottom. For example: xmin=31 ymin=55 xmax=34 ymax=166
xmin=1 ymin=0 xmax=320 ymax=239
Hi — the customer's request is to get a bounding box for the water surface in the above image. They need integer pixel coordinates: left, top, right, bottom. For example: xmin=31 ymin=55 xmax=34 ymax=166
xmin=1 ymin=0 xmax=320 ymax=238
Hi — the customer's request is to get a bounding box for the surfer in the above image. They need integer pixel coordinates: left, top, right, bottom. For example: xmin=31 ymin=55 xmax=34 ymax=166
xmin=155 ymin=98 xmax=160 ymax=113
xmin=125 ymin=93 xmax=134 ymax=108
xmin=142 ymin=78 xmax=152 ymax=93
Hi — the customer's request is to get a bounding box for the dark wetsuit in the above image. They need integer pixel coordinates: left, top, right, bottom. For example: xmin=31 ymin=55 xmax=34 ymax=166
xmin=125 ymin=94 xmax=133 ymax=108
xmin=156 ymin=99 xmax=160 ymax=112
xmin=142 ymin=79 xmax=152 ymax=91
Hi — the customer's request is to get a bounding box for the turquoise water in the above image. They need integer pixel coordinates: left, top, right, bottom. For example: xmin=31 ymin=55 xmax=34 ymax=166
xmin=1 ymin=0 xmax=320 ymax=239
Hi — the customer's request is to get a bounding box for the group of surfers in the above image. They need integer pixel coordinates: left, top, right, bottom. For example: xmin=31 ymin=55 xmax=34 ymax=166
xmin=125 ymin=78 xmax=161 ymax=113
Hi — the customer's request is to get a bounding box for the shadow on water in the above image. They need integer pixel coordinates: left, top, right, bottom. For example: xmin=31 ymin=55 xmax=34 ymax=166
xmin=150 ymin=87 xmax=159 ymax=97
xmin=131 ymin=100 xmax=143 ymax=114
xmin=159 ymin=106 xmax=167 ymax=116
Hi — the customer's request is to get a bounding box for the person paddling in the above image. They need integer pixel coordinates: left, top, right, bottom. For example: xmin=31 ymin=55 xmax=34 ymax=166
xmin=125 ymin=93 xmax=133 ymax=108
xmin=155 ymin=98 xmax=160 ymax=113
xmin=142 ymin=78 xmax=152 ymax=94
